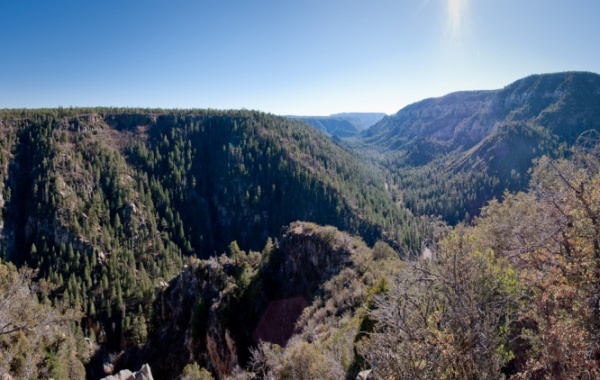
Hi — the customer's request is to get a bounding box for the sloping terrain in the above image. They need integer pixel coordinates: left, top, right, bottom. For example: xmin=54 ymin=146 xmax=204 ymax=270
xmin=0 ymin=108 xmax=420 ymax=378
xmin=362 ymin=72 xmax=600 ymax=223
xmin=124 ymin=138 xmax=600 ymax=379
xmin=143 ymin=222 xmax=404 ymax=379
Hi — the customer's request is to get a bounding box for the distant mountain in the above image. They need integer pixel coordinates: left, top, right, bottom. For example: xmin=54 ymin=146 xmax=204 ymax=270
xmin=288 ymin=112 xmax=386 ymax=137
xmin=363 ymin=71 xmax=600 ymax=223
xmin=330 ymin=112 xmax=387 ymax=128
xmin=366 ymin=72 xmax=600 ymax=152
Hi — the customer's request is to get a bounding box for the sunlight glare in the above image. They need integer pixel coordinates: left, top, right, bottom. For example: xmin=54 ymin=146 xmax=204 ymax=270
xmin=447 ymin=0 xmax=468 ymax=35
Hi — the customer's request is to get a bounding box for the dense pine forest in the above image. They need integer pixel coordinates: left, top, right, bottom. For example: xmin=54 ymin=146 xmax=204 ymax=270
xmin=0 ymin=107 xmax=426 ymax=379
xmin=2 ymin=72 xmax=600 ymax=379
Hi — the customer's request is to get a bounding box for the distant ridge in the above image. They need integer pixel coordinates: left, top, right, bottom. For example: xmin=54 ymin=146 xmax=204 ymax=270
xmin=330 ymin=112 xmax=387 ymax=128
xmin=362 ymin=71 xmax=600 ymax=223
xmin=366 ymin=71 xmax=600 ymax=151
xmin=287 ymin=112 xmax=386 ymax=137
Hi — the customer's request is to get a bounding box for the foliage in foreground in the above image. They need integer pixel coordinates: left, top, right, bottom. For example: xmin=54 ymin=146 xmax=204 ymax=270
xmin=0 ymin=262 xmax=86 ymax=379
xmin=360 ymin=137 xmax=600 ymax=379
xmin=359 ymin=226 xmax=519 ymax=379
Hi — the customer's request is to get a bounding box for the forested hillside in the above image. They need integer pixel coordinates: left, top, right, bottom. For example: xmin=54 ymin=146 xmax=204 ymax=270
xmin=363 ymin=72 xmax=600 ymax=223
xmin=130 ymin=137 xmax=600 ymax=379
xmin=0 ymin=108 xmax=423 ymax=379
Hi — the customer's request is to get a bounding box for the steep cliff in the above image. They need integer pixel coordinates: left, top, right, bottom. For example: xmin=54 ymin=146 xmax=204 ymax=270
xmin=144 ymin=222 xmax=403 ymax=379
xmin=366 ymin=72 xmax=600 ymax=153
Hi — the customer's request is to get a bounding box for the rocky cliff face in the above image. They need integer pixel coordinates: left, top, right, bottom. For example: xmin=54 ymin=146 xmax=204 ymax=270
xmin=101 ymin=364 xmax=154 ymax=380
xmin=144 ymin=222 xmax=376 ymax=379
xmin=365 ymin=90 xmax=496 ymax=150
xmin=277 ymin=223 xmax=353 ymax=295
xmin=365 ymin=72 xmax=600 ymax=154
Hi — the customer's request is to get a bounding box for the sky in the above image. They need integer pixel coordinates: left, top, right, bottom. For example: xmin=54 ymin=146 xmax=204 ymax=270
xmin=1 ymin=0 xmax=599 ymax=116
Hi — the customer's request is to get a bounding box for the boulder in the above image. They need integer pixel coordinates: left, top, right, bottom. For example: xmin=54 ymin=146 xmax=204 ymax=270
xmin=101 ymin=364 xmax=154 ymax=380
xmin=356 ymin=369 xmax=373 ymax=380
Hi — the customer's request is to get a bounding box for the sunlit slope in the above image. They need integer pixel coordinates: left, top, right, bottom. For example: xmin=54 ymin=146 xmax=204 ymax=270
xmin=363 ymin=72 xmax=600 ymax=223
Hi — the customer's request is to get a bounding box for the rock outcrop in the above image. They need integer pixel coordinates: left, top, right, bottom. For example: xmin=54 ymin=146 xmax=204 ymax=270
xmin=145 ymin=222 xmax=360 ymax=379
xmin=366 ymin=72 xmax=600 ymax=152
xmin=101 ymin=364 xmax=154 ymax=380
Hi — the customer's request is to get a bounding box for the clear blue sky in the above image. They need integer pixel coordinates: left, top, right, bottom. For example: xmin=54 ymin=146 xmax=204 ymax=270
xmin=1 ymin=0 xmax=599 ymax=115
